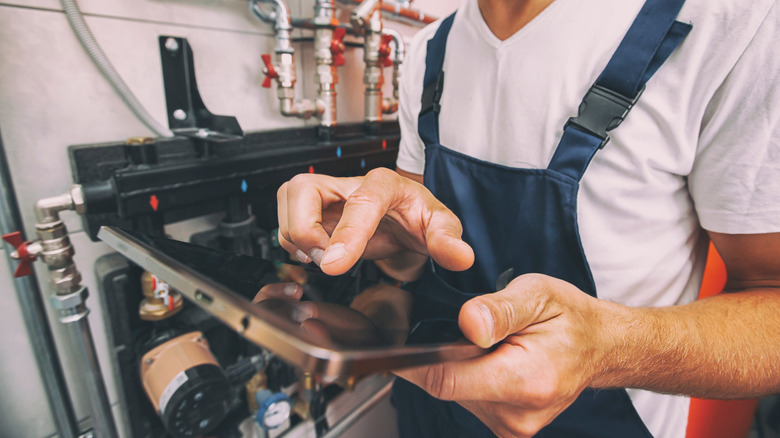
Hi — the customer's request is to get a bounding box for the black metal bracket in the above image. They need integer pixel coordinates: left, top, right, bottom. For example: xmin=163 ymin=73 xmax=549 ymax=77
xmin=159 ymin=36 xmax=243 ymax=139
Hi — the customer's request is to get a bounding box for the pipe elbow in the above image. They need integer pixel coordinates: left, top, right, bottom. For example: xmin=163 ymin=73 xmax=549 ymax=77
xmin=382 ymin=97 xmax=398 ymax=114
xmin=35 ymin=192 xmax=75 ymax=225
xmin=382 ymin=28 xmax=405 ymax=64
xmin=280 ymin=98 xmax=324 ymax=119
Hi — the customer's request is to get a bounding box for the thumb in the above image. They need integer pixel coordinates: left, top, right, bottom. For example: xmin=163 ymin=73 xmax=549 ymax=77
xmin=459 ymin=275 xmax=552 ymax=348
xmin=424 ymin=211 xmax=474 ymax=272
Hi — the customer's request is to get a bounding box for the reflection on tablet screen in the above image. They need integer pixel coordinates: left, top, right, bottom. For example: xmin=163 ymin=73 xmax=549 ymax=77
xmin=117 ymin=229 xmax=413 ymax=350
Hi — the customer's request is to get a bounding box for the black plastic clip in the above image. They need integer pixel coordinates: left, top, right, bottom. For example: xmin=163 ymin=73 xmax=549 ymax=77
xmin=565 ymin=84 xmax=643 ymax=148
xmin=420 ymin=70 xmax=445 ymax=114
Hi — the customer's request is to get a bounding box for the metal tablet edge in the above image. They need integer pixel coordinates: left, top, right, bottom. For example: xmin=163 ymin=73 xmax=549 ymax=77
xmin=97 ymin=226 xmax=486 ymax=380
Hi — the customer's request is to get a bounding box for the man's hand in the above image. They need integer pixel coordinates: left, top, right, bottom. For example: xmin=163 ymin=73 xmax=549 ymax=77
xmin=395 ymin=274 xmax=608 ymax=438
xmin=276 ymin=168 xmax=474 ymax=276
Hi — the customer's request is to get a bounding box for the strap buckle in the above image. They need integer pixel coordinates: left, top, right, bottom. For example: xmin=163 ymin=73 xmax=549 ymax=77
xmin=420 ymin=71 xmax=445 ymax=114
xmin=565 ymin=84 xmax=644 ymax=148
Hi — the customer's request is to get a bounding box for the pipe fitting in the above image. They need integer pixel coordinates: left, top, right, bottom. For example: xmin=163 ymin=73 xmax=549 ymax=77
xmin=350 ymin=0 xmax=381 ymax=29
xmin=70 ymin=185 xmax=87 ymax=216
xmin=33 ymin=191 xmax=83 ymax=294
xmin=49 ymin=265 xmax=83 ymax=294
xmin=382 ymin=98 xmax=398 ymax=114
xmin=34 ymin=192 xmax=74 ymax=225
xmin=360 ymin=7 xmax=386 ymax=123
xmin=313 ymin=0 xmax=339 ymax=126
xmin=276 ymin=52 xmax=296 ymax=89
xmin=49 ymin=286 xmax=88 ymax=311
xmin=280 ymin=98 xmax=324 ymax=119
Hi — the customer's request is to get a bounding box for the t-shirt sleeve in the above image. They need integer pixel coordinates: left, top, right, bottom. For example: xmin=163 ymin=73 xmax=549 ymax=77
xmin=689 ymin=2 xmax=780 ymax=234
xmin=395 ymin=25 xmax=435 ymax=176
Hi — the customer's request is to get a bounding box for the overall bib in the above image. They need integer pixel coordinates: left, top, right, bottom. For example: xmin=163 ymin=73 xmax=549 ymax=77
xmin=393 ymin=1 xmax=692 ymax=436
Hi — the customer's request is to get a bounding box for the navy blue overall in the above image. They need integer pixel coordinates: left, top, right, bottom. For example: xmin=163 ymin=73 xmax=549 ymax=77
xmin=392 ymin=1 xmax=692 ymax=436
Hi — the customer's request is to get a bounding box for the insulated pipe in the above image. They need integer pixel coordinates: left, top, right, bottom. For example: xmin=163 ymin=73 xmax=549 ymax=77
xmin=0 ymin=132 xmax=79 ymax=438
xmin=33 ymin=190 xmax=119 ymax=438
xmin=60 ymin=0 xmax=173 ymax=138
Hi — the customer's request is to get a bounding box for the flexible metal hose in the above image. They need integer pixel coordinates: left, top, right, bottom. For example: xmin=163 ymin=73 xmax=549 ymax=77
xmin=60 ymin=0 xmax=174 ymax=137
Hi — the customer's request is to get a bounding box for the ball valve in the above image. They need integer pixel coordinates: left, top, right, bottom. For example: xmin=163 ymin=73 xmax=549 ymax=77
xmin=261 ymin=54 xmax=279 ymax=88
xmin=2 ymin=231 xmax=41 ymax=277
xmin=378 ymin=33 xmax=394 ymax=67
xmin=330 ymin=27 xmax=347 ymax=67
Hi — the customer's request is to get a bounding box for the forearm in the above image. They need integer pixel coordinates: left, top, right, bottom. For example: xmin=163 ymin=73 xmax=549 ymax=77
xmin=593 ymin=289 xmax=780 ymax=398
xmin=374 ymin=251 xmax=428 ymax=283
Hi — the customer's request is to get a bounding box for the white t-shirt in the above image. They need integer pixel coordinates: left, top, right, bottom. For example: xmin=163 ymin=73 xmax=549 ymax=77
xmin=396 ymin=0 xmax=780 ymax=436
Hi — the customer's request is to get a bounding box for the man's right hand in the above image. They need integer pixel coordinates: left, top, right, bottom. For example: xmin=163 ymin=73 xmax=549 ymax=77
xmin=276 ymin=167 xmax=474 ymax=276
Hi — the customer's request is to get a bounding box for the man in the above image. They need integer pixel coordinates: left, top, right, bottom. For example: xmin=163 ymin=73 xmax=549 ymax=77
xmin=274 ymin=0 xmax=780 ymax=436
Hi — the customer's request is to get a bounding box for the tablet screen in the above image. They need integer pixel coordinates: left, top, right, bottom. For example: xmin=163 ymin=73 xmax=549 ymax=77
xmin=107 ymin=228 xmax=411 ymax=350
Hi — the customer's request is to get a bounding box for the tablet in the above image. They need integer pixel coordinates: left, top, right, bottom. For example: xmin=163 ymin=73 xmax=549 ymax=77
xmin=97 ymin=226 xmax=485 ymax=381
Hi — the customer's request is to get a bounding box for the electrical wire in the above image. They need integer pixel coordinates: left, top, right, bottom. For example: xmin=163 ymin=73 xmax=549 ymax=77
xmin=60 ymin=0 xmax=174 ymax=137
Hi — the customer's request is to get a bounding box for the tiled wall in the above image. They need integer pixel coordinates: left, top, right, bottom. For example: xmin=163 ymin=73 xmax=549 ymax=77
xmin=0 ymin=0 xmax=459 ymax=436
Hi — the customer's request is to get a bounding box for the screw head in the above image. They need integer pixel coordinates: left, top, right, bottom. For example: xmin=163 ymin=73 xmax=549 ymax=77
xmin=165 ymin=37 xmax=179 ymax=52
xmin=173 ymin=109 xmax=187 ymax=120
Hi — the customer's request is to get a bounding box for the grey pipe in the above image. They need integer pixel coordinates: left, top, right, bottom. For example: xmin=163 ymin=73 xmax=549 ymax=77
xmin=61 ymin=297 xmax=118 ymax=438
xmin=33 ymin=191 xmax=118 ymax=438
xmin=0 ymin=130 xmax=79 ymax=438
xmin=60 ymin=0 xmax=173 ymax=138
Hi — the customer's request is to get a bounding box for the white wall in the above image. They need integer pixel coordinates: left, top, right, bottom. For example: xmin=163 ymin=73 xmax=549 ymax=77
xmin=0 ymin=0 xmax=459 ymax=437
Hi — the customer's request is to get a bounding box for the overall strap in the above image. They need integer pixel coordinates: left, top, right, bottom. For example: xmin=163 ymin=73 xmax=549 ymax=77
xmin=548 ymin=0 xmax=692 ymax=181
xmin=418 ymin=13 xmax=456 ymax=147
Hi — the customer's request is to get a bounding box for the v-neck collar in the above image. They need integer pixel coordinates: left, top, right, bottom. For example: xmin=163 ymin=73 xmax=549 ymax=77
xmin=465 ymin=0 xmax=570 ymax=49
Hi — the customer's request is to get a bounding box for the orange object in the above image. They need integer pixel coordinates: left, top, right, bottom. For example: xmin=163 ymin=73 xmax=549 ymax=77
xmin=685 ymin=243 xmax=759 ymax=438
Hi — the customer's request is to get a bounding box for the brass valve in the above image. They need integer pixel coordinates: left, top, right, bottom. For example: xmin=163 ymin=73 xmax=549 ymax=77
xmin=139 ymin=271 xmax=183 ymax=321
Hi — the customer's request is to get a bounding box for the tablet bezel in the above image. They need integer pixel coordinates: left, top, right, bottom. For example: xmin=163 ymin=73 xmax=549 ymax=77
xmin=97 ymin=226 xmax=485 ymax=381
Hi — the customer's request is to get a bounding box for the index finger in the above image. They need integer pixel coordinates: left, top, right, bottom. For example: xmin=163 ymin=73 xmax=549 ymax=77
xmin=319 ymin=169 xmax=402 ymax=274
xmin=283 ymin=174 xmax=361 ymax=264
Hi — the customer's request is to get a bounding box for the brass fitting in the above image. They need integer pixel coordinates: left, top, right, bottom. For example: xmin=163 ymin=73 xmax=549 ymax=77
xmin=138 ymin=271 xmax=183 ymax=321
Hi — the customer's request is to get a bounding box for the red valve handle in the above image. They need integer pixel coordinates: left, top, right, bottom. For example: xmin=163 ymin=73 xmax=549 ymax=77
xmin=2 ymin=231 xmax=37 ymax=277
xmin=261 ymin=54 xmax=279 ymax=88
xmin=378 ymin=34 xmax=394 ymax=67
xmin=330 ymin=27 xmax=347 ymax=67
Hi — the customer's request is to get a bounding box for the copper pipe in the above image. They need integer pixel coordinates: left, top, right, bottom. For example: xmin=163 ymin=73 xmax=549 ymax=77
xmin=341 ymin=0 xmax=436 ymax=25
xmin=379 ymin=2 xmax=435 ymax=24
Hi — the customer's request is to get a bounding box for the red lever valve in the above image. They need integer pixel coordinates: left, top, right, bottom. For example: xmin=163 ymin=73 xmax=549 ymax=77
xmin=378 ymin=34 xmax=394 ymax=67
xmin=261 ymin=54 xmax=279 ymax=88
xmin=2 ymin=231 xmax=37 ymax=277
xmin=330 ymin=27 xmax=347 ymax=66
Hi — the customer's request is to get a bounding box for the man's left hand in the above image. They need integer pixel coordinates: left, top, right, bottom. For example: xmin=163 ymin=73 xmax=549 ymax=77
xmin=395 ymin=273 xmax=610 ymax=438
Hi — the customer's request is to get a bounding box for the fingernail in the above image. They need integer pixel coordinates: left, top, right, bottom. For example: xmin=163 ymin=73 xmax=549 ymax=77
xmin=478 ymin=303 xmax=494 ymax=342
xmin=291 ymin=304 xmax=314 ymax=322
xmin=321 ymin=243 xmax=345 ymax=266
xmin=309 ymin=248 xmax=325 ymax=265
xmin=295 ymin=250 xmax=311 ymax=263
xmin=284 ymin=283 xmax=299 ymax=297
